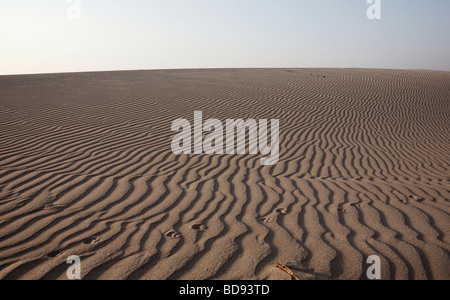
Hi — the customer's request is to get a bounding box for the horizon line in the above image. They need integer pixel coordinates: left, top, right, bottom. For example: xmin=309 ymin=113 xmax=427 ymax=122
xmin=2 ymin=67 xmax=450 ymax=77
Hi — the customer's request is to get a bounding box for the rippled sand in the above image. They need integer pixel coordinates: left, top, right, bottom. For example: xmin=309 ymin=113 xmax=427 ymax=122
xmin=0 ymin=69 xmax=449 ymax=280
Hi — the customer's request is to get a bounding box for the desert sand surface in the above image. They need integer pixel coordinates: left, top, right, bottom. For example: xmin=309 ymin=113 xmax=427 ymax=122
xmin=0 ymin=69 xmax=449 ymax=280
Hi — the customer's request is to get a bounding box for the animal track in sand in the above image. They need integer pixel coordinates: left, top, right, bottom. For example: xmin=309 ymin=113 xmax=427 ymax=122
xmin=409 ymin=195 xmax=425 ymax=202
xmin=276 ymin=208 xmax=288 ymax=215
xmin=259 ymin=217 xmax=272 ymax=223
xmin=191 ymin=224 xmax=208 ymax=231
xmin=83 ymin=237 xmax=102 ymax=245
xmin=337 ymin=208 xmax=348 ymax=214
xmin=165 ymin=230 xmax=182 ymax=239
xmin=399 ymin=198 xmax=410 ymax=204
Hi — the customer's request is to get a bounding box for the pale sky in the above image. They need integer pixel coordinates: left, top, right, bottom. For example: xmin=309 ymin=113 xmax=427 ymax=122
xmin=1 ymin=0 xmax=449 ymax=75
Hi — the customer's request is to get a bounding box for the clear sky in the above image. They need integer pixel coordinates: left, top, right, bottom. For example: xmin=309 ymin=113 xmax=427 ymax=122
xmin=1 ymin=0 xmax=449 ymax=75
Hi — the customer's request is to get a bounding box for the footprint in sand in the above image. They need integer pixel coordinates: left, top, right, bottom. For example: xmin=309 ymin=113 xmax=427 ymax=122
xmin=276 ymin=208 xmax=289 ymax=215
xmin=83 ymin=237 xmax=102 ymax=245
xmin=399 ymin=198 xmax=410 ymax=204
xmin=165 ymin=230 xmax=182 ymax=239
xmin=191 ymin=224 xmax=208 ymax=231
xmin=409 ymin=195 xmax=425 ymax=202
xmin=259 ymin=217 xmax=272 ymax=223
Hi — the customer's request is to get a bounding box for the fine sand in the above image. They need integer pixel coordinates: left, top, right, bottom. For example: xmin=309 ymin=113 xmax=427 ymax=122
xmin=0 ymin=69 xmax=449 ymax=280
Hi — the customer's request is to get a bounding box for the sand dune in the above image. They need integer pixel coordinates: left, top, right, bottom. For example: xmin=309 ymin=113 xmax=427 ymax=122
xmin=0 ymin=69 xmax=449 ymax=280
